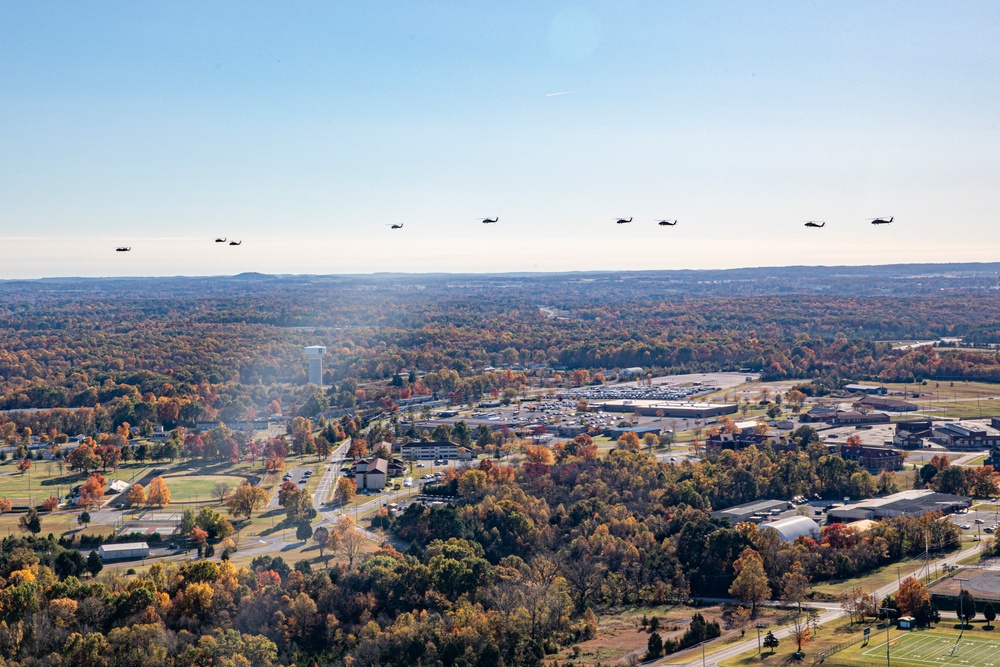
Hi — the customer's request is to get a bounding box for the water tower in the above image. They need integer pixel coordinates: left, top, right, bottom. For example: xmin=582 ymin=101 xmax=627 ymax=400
xmin=304 ymin=346 xmax=327 ymax=387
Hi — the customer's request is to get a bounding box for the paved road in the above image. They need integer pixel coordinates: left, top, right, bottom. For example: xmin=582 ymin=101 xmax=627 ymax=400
xmin=672 ymin=541 xmax=984 ymax=667
xmin=313 ymin=439 xmax=351 ymax=508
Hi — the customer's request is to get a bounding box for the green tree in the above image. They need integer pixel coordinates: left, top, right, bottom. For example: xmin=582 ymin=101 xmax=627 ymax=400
xmin=646 ymin=632 xmax=664 ymax=660
xmin=86 ymin=550 xmax=104 ymax=578
xmin=763 ymin=631 xmax=779 ymax=653
xmin=18 ymin=508 xmax=41 ymax=534
xmin=295 ymin=522 xmax=313 ymax=542
xmin=984 ymin=601 xmax=996 ymax=629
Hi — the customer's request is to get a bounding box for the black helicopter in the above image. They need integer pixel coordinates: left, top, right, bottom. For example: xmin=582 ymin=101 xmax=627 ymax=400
xmin=803 ymin=221 xmax=826 ymax=228
xmin=615 ymin=217 xmax=632 ymax=225
xmin=657 ymin=219 xmax=677 ymax=226
xmin=480 ymin=217 xmax=498 ymax=224
xmin=389 ymin=224 xmax=403 ymax=230
xmin=870 ymin=216 xmax=894 ymax=225
xmin=229 ymin=240 xmax=242 ymax=246
xmin=115 ymin=247 xmax=131 ymax=252
xmin=214 ymin=237 xmax=226 ymax=243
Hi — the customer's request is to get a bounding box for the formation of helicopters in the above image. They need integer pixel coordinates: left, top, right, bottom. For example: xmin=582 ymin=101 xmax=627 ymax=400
xmin=115 ymin=215 xmax=896 ymax=250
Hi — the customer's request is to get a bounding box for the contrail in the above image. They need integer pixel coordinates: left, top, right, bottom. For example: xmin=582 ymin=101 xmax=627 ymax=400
xmin=545 ymin=91 xmax=573 ymax=97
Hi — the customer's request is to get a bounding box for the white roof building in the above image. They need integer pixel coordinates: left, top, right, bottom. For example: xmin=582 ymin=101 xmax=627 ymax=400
xmin=759 ymin=516 xmax=821 ymax=542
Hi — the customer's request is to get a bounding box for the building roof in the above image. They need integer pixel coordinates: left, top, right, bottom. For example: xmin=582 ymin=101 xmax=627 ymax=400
xmin=759 ymin=516 xmax=820 ymax=542
xmin=711 ymin=499 xmax=787 ymax=519
xmin=99 ymin=542 xmax=149 ymax=552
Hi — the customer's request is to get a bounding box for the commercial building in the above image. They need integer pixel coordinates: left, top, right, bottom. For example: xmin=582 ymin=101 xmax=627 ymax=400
xmin=830 ymin=411 xmax=891 ymax=425
xmin=893 ymin=420 xmax=935 ymax=449
xmin=826 ymin=490 xmax=971 ymax=522
xmin=400 ymin=441 xmax=472 ymax=461
xmin=931 ymin=421 xmax=1000 ymax=450
xmin=711 ymin=499 xmax=789 ymax=524
xmin=588 ymin=399 xmax=738 ymax=418
xmin=857 ymin=396 xmax=918 ymax=412
xmin=759 ymin=516 xmax=821 ymax=542
xmin=98 ymin=542 xmax=150 ymax=561
xmin=304 ymin=346 xmax=327 ymax=387
xmin=986 ymin=446 xmax=1000 ymax=473
xmin=833 ymin=442 xmax=904 ymax=472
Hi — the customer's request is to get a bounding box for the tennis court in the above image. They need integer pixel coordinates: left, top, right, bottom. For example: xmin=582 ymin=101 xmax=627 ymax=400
xmin=860 ymin=632 xmax=1000 ymax=667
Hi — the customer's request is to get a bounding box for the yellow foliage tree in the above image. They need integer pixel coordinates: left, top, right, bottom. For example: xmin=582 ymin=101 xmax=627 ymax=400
xmin=146 ymin=476 xmax=171 ymax=507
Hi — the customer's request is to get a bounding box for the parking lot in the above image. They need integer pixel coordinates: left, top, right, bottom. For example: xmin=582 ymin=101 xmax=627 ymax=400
xmin=266 ymin=465 xmax=313 ymax=508
xmin=949 ymin=508 xmax=1000 ymax=532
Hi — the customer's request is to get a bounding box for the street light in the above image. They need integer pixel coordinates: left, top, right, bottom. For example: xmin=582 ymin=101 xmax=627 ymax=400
xmin=880 ymin=606 xmax=897 ymax=667
xmin=756 ymin=623 xmax=767 ymax=654
xmin=955 ymin=577 xmax=969 ymax=634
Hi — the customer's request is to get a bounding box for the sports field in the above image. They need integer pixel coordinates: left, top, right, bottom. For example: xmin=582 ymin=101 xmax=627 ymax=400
xmin=860 ymin=632 xmax=1000 ymax=667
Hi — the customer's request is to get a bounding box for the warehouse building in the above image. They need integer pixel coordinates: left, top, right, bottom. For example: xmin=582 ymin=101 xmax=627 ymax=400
xmin=827 ymin=490 xmax=971 ymax=523
xmin=843 ymin=383 xmax=888 ymax=395
xmin=97 ymin=542 xmax=150 ymax=561
xmin=711 ymin=499 xmax=790 ymax=524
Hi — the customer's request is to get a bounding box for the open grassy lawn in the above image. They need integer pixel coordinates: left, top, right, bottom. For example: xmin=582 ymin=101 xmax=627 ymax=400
xmin=810 ymin=552 xmax=957 ymax=599
xmin=545 ymin=604 xmax=797 ymax=667
xmin=0 ymin=510 xmax=115 ymax=540
xmin=159 ymin=472 xmax=249 ymax=503
xmin=719 ymin=615 xmax=861 ymax=667
xmin=0 ymin=460 xmax=87 ymax=504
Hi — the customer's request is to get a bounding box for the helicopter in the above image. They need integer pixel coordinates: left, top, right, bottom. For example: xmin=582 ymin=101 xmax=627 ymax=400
xmin=803 ymin=221 xmax=826 ymax=228
xmin=657 ymin=219 xmax=677 ymax=226
xmin=870 ymin=216 xmax=894 ymax=225
xmin=115 ymin=247 xmax=131 ymax=252
xmin=229 ymin=240 xmax=242 ymax=246
xmin=214 ymin=237 xmax=226 ymax=243
xmin=615 ymin=217 xmax=632 ymax=225
xmin=389 ymin=224 xmax=403 ymax=230
xmin=480 ymin=217 xmax=498 ymax=224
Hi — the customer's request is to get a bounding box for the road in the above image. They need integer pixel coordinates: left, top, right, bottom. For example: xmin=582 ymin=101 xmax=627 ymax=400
xmin=673 ymin=541 xmax=984 ymax=667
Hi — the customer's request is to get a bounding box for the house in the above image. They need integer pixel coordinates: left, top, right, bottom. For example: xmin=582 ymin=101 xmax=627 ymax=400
xmin=354 ymin=458 xmax=388 ymax=491
xmin=400 ymin=441 xmax=472 ymax=461
xmin=98 ymin=542 xmax=149 ymax=561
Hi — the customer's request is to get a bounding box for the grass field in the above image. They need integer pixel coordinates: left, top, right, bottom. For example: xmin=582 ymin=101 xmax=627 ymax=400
xmin=857 ymin=632 xmax=1000 ymax=667
xmin=159 ymin=473 xmax=249 ymax=503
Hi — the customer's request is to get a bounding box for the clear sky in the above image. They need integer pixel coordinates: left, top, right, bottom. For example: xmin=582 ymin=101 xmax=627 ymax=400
xmin=2 ymin=2 xmax=999 ymax=278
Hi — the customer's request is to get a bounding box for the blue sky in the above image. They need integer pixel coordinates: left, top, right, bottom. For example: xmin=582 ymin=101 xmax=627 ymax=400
xmin=2 ymin=2 xmax=999 ymax=277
